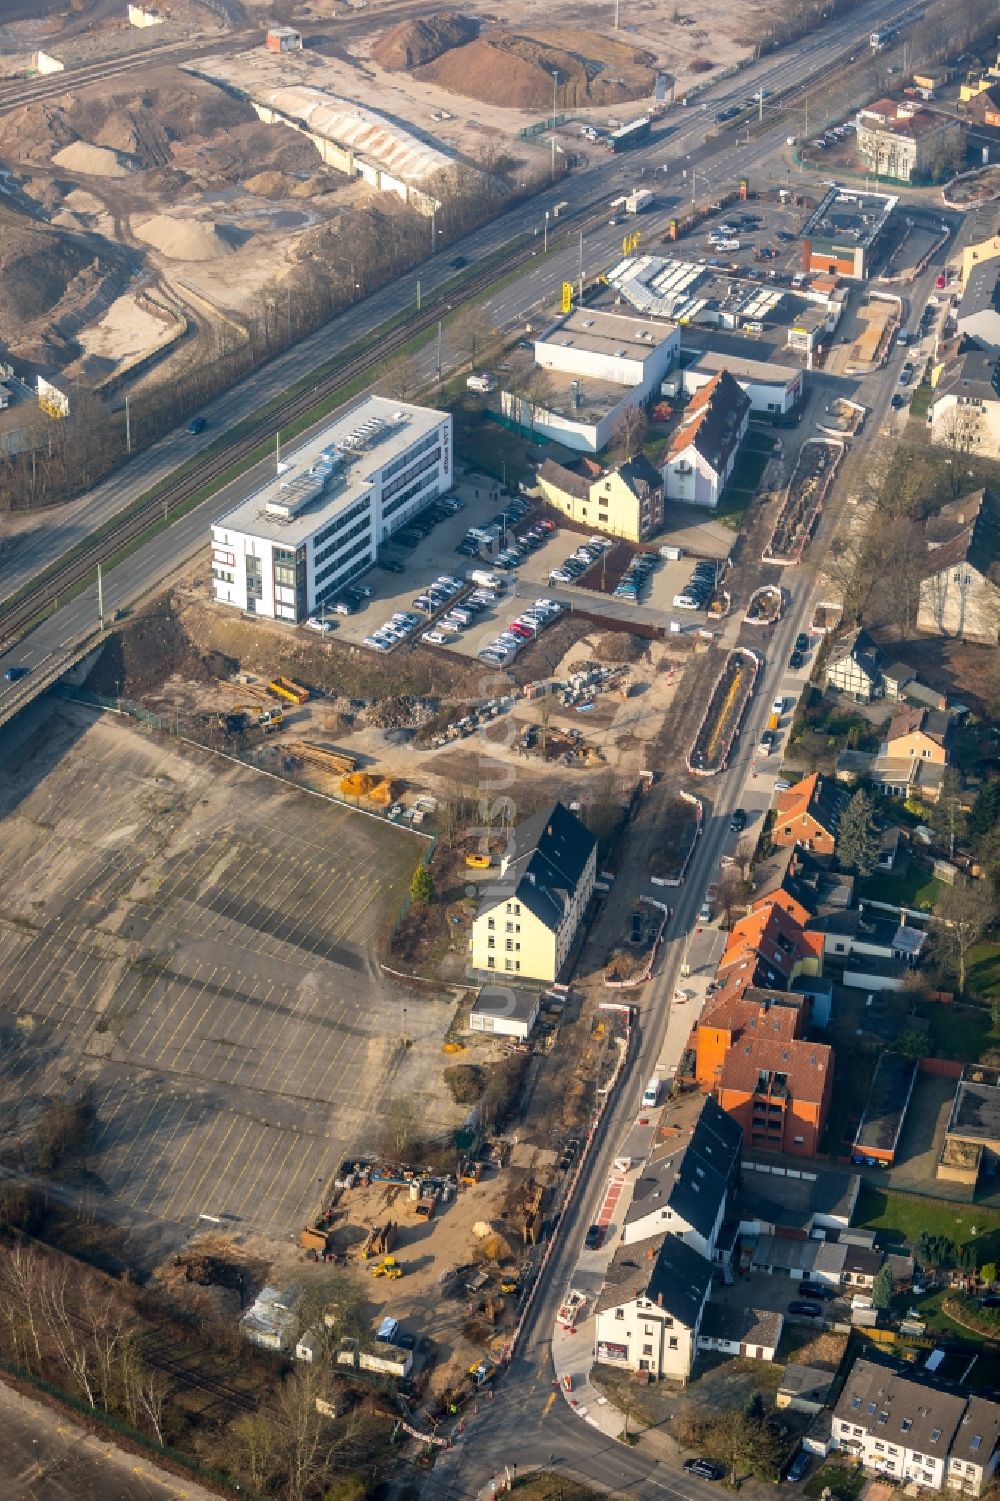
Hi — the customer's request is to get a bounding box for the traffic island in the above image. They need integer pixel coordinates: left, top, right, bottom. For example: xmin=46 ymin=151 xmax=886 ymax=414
xmin=686 ymin=647 xmax=760 ymax=778
xmin=743 ymin=584 xmax=783 ymax=626
xmin=762 ymin=440 xmax=843 ymax=567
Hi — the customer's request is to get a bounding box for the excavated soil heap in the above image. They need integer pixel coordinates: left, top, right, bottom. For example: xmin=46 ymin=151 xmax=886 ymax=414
xmin=52 ymin=140 xmax=130 ymax=177
xmin=373 ymin=12 xmax=478 ymax=69
xmin=414 ymin=27 xmax=656 ymax=109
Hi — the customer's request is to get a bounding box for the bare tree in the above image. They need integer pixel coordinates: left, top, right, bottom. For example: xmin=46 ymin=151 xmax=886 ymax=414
xmin=933 ymin=879 xmax=997 ymax=994
xmin=613 ymin=403 xmax=648 ymax=461
xmin=453 ymin=304 xmax=496 ymax=373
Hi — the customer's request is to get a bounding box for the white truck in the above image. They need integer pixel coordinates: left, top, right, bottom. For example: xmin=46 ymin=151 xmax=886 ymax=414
xmin=470 ymin=569 xmax=503 ymax=590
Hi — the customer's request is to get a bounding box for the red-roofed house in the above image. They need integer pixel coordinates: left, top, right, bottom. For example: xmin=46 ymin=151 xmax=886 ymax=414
xmin=717 ymin=1032 xmax=834 ymax=1156
xmin=771 ymin=773 xmax=849 ymax=857
xmin=662 ymin=369 xmax=750 ymax=508
xmin=856 ymin=99 xmax=962 ymax=183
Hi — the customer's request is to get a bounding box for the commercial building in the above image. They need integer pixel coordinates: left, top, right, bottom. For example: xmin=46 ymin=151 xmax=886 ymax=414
xmin=956 ymin=262 xmax=1000 ymax=350
xmin=661 ymin=369 xmax=750 ymax=507
xmin=266 ymin=25 xmax=303 ymax=50
xmin=676 ymin=350 xmax=804 ymax=418
xmin=504 ymin=308 xmax=679 ymax=454
xmin=856 ymin=98 xmax=963 ymax=183
xmin=828 ymin=1358 xmax=1000 ymax=1495
xmin=468 ymin=986 xmax=541 ymax=1041
xmin=593 ymin=1230 xmax=713 ymax=1382
xmin=852 ymin=1052 xmax=919 ymax=1167
xmin=800 ymin=187 xmax=898 ymax=279
xmin=928 ymin=349 xmax=1000 ymax=463
xmin=469 ymin=801 xmax=597 ymax=984
xmin=211 ymin=397 xmax=451 ymax=622
xmin=918 ymin=488 xmax=1000 ymax=644
xmin=536 ymin=455 xmax=663 ymax=541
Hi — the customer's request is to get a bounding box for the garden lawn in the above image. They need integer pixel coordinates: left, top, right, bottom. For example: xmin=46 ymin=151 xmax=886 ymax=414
xmin=804 ymin=1461 xmax=867 ymax=1501
xmin=921 ymin=1000 xmax=998 ymax=1062
xmin=968 ymin=941 xmax=1000 ymax=1000
xmin=855 ymin=1184 xmax=1000 ymax=1261
xmin=857 ymin=866 xmax=943 ymax=911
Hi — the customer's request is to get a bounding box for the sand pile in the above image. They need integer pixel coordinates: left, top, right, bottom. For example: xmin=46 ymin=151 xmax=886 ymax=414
xmin=244 ymin=169 xmax=297 ymax=198
xmin=52 ymin=140 xmax=130 ymax=177
xmin=135 ymin=214 xmax=236 ymax=261
xmin=373 ymin=12 xmax=478 ymax=70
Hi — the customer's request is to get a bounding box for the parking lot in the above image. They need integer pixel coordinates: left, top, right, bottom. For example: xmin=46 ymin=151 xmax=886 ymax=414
xmin=324 ymin=475 xmax=733 ymax=662
xmin=0 ymin=701 xmax=449 ymax=1241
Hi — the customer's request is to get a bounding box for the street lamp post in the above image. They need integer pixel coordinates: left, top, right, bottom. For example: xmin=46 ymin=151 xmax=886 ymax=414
xmin=550 ymin=71 xmax=559 ymax=180
xmin=544 ymin=209 xmax=550 ymax=254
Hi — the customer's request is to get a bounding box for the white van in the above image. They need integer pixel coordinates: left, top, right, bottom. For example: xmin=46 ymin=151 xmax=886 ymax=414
xmin=642 ymin=1077 xmax=661 ymax=1108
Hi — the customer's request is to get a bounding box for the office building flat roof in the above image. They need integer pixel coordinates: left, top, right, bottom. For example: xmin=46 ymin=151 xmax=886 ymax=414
xmin=801 ymin=186 xmax=898 ymax=249
xmin=213 ymin=396 xmax=445 ymax=547
xmin=688 ymin=349 xmax=801 ymax=387
xmin=539 ymin=307 xmax=676 ymax=361
xmin=948 ymin=1075 xmax=1000 ymax=1144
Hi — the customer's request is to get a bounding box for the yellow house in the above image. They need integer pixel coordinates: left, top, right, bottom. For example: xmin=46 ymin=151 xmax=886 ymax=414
xmin=470 ymin=801 xmax=598 ymax=984
xmin=962 ymin=223 xmax=1000 ymax=285
xmin=883 ymin=706 xmax=951 ymax=766
xmin=536 ymin=456 xmax=664 ymax=542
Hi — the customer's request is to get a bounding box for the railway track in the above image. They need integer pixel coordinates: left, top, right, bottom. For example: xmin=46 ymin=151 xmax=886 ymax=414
xmin=0 ymin=199 xmax=606 ymax=648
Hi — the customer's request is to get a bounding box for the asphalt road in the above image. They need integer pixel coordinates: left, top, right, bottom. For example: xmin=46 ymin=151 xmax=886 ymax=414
xmin=0 ymin=0 xmax=913 ymax=623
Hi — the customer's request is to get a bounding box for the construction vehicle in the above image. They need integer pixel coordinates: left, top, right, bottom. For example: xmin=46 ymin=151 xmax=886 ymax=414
xmin=267 ymin=675 xmax=310 ymax=705
xmin=414 ymin=1196 xmax=436 ymax=1222
xmin=465 ymin=853 xmax=491 ymax=869
xmin=499 ymin=1274 xmax=519 ymax=1295
xmin=258 ymin=707 xmax=284 ymax=732
xmin=358 ymin=1221 xmax=398 ymax=1261
xmin=370 ymin=1255 xmax=403 ymax=1279
xmin=469 ymin=1360 xmax=496 ymax=1388
xmin=459 ymin=1158 xmax=483 ymax=1185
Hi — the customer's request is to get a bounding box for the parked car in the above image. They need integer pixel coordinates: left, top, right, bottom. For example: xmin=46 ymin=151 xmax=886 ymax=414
xmin=784 ymin=1450 xmax=810 ymax=1483
xmin=799 ymin=1282 xmax=835 ymax=1301
xmin=795 ymin=632 xmax=809 ymax=652
xmin=789 ymin=650 xmax=804 ymax=669
xmin=305 ymin=617 xmax=334 ymax=634
xmin=788 ymin=1300 xmax=823 ymax=1317
xmin=378 ymin=559 xmax=405 ymax=573
xmin=684 ymin=1460 xmax=725 ymax=1480
xmin=584 ymin=1224 xmax=603 ymax=1250
xmin=729 ymin=808 xmax=747 ymax=833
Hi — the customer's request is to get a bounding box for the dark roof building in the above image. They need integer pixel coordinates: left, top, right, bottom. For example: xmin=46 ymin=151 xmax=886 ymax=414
xmin=623 ymin=1096 xmax=742 ymax=1249
xmin=475 ymin=801 xmax=597 ymax=930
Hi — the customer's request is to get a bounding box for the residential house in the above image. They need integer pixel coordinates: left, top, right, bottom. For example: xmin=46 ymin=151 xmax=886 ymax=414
xmin=927 ymin=348 xmax=1000 ymax=459
xmin=869 ymin=705 xmax=953 ymax=802
xmin=661 ymin=369 xmax=750 ymax=508
xmin=697 ymin=1305 xmax=783 ymax=1362
xmin=824 ymin=626 xmax=884 ymax=702
xmin=961 ymin=206 xmax=1000 ymax=284
xmin=695 ymin=987 xmax=808 ymax=1092
xmin=593 ymin=1230 xmax=714 ymax=1381
xmin=842 ymin=1246 xmax=885 ymax=1291
xmin=771 ymin=773 xmax=850 ymax=856
xmin=956 ymin=263 xmax=1000 ymax=352
xmin=855 ymin=98 xmax=963 ymax=183
xmin=714 ymin=903 xmax=824 ymax=997
xmin=470 ymin=801 xmax=597 ymax=984
xmin=777 ymin=1364 xmax=836 ymax=1414
xmin=918 ymin=488 xmax=1000 ymax=645
xmin=622 ymin=1096 xmax=743 ymax=1253
xmin=829 ymin=1357 xmax=1000 ymax=1495
xmin=716 ymin=1031 xmax=834 ymax=1156
xmin=881 ymin=660 xmax=916 ymax=703
xmin=536 ymin=454 xmax=663 ymax=541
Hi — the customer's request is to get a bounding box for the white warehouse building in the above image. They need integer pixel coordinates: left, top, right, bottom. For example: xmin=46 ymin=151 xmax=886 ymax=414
xmin=501 ymin=308 xmax=679 ymax=453
xmin=210 ymin=397 xmax=452 ymax=622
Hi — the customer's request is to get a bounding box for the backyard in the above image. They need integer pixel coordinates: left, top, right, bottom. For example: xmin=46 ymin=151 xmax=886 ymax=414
xmin=716 ymin=431 xmax=774 ymax=530
xmin=855 ymin=1183 xmax=1000 ymax=1260
xmin=857 ymin=865 xmax=943 ymax=912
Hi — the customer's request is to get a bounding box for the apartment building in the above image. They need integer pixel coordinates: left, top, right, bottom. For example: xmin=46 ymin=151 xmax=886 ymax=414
xmin=856 ymin=98 xmax=962 ymax=183
xmin=210 ymin=397 xmax=452 ymax=622
xmin=830 ymin=1359 xmax=1000 ymax=1496
xmin=623 ymin=1097 xmax=742 ymax=1253
xmin=469 ymin=801 xmax=597 ymax=984
xmin=593 ymin=1230 xmax=713 ymax=1382
xmin=536 ymin=455 xmax=664 ymax=541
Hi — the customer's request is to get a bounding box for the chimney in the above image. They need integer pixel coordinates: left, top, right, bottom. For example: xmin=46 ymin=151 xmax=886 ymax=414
xmin=547 ymin=824 xmax=553 ymax=836
xmin=657 ymin=1292 xmax=664 ymax=1308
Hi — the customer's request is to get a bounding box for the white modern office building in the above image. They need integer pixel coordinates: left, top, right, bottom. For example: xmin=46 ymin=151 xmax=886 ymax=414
xmin=210 ymin=397 xmax=452 ymax=622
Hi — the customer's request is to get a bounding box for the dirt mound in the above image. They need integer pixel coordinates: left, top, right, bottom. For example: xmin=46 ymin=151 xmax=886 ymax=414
xmin=51 ymin=140 xmax=130 ymax=177
xmin=415 ymin=27 xmax=656 ymax=109
xmin=244 ymin=169 xmax=299 ymax=198
xmin=0 ymin=203 xmax=127 ymax=329
xmin=84 ymin=603 xmax=213 ymax=699
xmin=373 ymin=11 xmax=478 ymax=70
xmin=135 ymin=214 xmax=237 ymax=261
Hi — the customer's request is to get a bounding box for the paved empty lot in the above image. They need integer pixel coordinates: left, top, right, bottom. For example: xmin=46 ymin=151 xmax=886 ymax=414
xmin=0 ymin=1381 xmax=224 ymax=1501
xmin=0 ymin=700 xmax=438 ymax=1239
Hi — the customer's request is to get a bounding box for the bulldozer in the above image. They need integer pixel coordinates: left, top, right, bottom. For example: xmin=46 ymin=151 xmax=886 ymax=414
xmin=370 ymin=1255 xmax=403 ymax=1279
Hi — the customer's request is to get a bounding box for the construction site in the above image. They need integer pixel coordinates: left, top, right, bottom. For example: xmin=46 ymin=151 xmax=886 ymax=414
xmin=763 ymin=439 xmax=844 ymax=567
